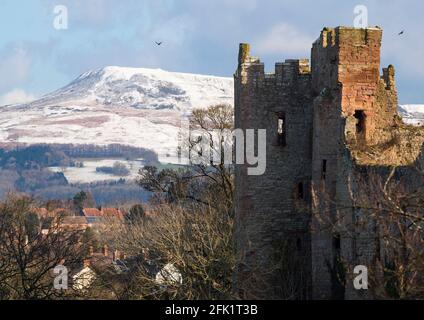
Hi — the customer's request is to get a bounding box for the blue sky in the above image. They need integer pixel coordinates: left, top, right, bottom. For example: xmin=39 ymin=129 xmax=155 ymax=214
xmin=0 ymin=0 xmax=422 ymax=104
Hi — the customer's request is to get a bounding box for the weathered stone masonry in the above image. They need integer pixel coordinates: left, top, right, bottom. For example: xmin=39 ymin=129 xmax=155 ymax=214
xmin=234 ymin=26 xmax=424 ymax=300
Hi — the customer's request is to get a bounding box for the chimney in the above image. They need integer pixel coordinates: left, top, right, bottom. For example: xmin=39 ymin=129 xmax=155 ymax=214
xmin=102 ymin=244 xmax=109 ymax=257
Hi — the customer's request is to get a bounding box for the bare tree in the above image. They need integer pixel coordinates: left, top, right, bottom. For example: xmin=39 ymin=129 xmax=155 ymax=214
xmin=351 ymin=168 xmax=424 ymax=299
xmin=102 ymin=203 xmax=235 ymax=300
xmin=0 ymin=195 xmax=90 ymax=300
xmin=138 ymin=104 xmax=234 ymax=213
xmin=312 ymin=166 xmax=424 ymax=299
xmin=95 ymin=105 xmax=238 ymax=300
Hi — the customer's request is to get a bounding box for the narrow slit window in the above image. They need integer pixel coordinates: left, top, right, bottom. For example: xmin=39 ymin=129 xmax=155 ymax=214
xmin=322 ymin=159 xmax=327 ymax=180
xmin=297 ymin=182 xmax=304 ymax=200
xmin=296 ymin=238 xmax=302 ymax=251
xmin=333 ymin=234 xmax=341 ymax=254
xmin=277 ymin=114 xmax=286 ymax=146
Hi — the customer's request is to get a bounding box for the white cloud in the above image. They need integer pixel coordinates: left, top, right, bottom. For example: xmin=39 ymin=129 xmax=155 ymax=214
xmin=254 ymin=23 xmax=314 ymax=56
xmin=0 ymin=46 xmax=32 ymax=91
xmin=0 ymin=89 xmax=36 ymax=106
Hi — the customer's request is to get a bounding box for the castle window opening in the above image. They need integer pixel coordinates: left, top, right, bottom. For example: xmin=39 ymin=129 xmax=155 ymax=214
xmin=354 ymin=110 xmax=366 ymax=135
xmin=297 ymin=182 xmax=304 ymax=200
xmin=331 ymin=233 xmax=345 ymax=299
xmin=333 ymin=234 xmax=341 ymax=253
xmin=296 ymin=238 xmax=302 ymax=251
xmin=277 ymin=114 xmax=286 ymax=146
xmin=322 ymin=159 xmax=327 ymax=180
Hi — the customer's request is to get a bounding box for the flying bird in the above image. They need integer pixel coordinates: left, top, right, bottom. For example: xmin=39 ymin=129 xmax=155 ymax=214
xmin=155 ymin=41 xmax=163 ymax=46
xmin=398 ymin=30 xmax=405 ymax=36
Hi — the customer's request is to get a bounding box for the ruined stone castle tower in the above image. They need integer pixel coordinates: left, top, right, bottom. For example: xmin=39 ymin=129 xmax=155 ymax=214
xmin=234 ymin=27 xmax=424 ymax=299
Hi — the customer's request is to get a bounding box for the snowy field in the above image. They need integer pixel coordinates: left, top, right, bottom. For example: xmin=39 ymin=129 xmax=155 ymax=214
xmin=48 ymin=159 xmax=144 ymax=184
xmin=48 ymin=155 xmax=185 ymax=184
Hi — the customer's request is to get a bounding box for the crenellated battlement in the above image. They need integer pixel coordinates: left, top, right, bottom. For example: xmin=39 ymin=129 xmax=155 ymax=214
xmin=238 ymin=44 xmax=310 ymax=76
xmin=314 ymin=26 xmax=382 ymax=48
xmin=237 ymin=44 xmax=311 ymax=88
xmin=316 ymin=27 xmax=337 ymax=48
xmin=382 ymin=64 xmax=396 ymax=90
xmin=238 ymin=26 xmax=383 ymax=86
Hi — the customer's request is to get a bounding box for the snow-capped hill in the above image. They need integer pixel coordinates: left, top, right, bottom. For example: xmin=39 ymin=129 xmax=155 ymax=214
xmin=0 ymin=67 xmax=234 ymax=156
xmin=398 ymin=105 xmax=424 ymax=126
xmin=28 ymin=66 xmax=233 ymax=112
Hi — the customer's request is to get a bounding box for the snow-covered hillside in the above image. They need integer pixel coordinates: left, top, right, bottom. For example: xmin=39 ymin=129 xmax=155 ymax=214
xmin=0 ymin=66 xmax=422 ymax=158
xmin=0 ymin=67 xmax=234 ymax=156
xmin=398 ymin=105 xmax=424 ymax=126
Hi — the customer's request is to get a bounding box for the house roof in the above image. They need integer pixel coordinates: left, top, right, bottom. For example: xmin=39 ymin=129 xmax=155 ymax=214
xmin=61 ymin=216 xmax=88 ymax=225
xmin=101 ymin=208 xmax=124 ymax=219
xmin=82 ymin=208 xmax=124 ymax=219
xmin=52 ymin=208 xmax=74 ymax=216
xmin=82 ymin=208 xmax=102 ymax=217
